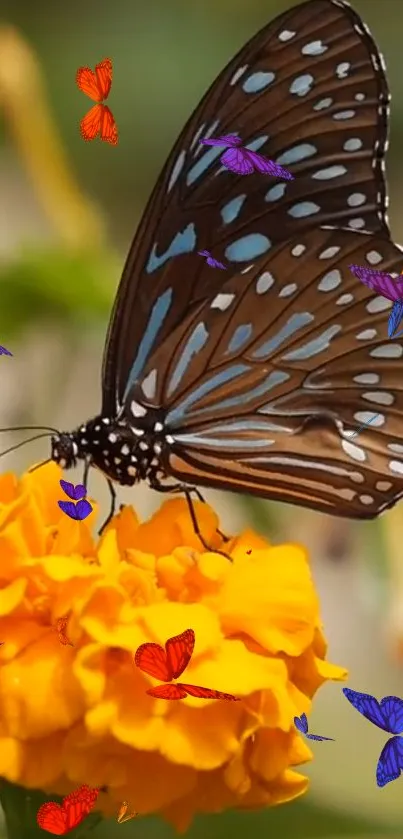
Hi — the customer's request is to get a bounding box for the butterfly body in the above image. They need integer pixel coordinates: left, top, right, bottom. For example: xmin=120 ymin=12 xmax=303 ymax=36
xmin=51 ymin=414 xmax=171 ymax=490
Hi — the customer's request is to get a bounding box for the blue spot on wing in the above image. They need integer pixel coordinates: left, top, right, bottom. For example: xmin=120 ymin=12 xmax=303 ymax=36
xmin=146 ymin=224 xmax=197 ymax=273
xmin=242 ymin=71 xmax=275 ymax=93
xmin=220 ymin=195 xmax=247 ymax=225
xmin=124 ymin=288 xmax=173 ymax=396
xmin=225 ymin=234 xmax=271 ymax=262
xmin=253 ymin=313 xmax=314 ymax=358
xmin=186 ymin=146 xmax=225 ymax=186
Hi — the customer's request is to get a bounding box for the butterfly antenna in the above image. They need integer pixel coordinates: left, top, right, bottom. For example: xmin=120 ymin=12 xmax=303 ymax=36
xmin=0 ymin=425 xmax=59 ymax=434
xmin=0 ymin=433 xmax=55 ymax=460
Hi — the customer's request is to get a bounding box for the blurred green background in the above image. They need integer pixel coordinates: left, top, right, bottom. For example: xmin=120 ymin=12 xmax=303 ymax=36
xmin=2 ymin=0 xmax=403 ymax=837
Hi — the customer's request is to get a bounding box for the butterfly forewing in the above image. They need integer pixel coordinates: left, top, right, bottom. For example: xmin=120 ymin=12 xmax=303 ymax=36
xmin=102 ymin=0 xmax=390 ymax=411
xmin=128 ymin=226 xmax=403 ymax=519
xmin=165 ymin=628 xmax=195 ymax=678
xmin=134 ymin=641 xmax=173 ymax=681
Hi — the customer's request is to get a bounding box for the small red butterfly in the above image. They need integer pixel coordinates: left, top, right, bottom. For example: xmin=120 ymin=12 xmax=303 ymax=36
xmin=116 ymin=801 xmax=137 ymax=823
xmin=36 ymin=784 xmax=99 ymax=835
xmin=76 ymin=58 xmax=118 ymax=146
xmin=134 ymin=629 xmax=239 ymax=702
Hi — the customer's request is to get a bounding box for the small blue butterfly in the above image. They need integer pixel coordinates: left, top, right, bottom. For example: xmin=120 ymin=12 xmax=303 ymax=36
xmin=343 ymin=687 xmax=403 ymax=786
xmin=0 ymin=346 xmax=12 ymax=356
xmin=294 ymin=713 xmax=334 ymax=742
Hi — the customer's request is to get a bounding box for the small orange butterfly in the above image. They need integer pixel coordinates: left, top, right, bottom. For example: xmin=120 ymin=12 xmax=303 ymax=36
xmin=55 ymin=612 xmax=74 ymax=647
xmin=76 ymin=57 xmax=118 ymax=146
xmin=116 ymin=801 xmax=137 ymax=824
xmin=134 ymin=629 xmax=239 ymax=701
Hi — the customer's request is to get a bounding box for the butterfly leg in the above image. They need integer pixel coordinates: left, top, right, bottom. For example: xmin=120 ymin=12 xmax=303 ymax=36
xmin=98 ymin=479 xmax=117 ymax=534
xmin=185 ymin=486 xmax=230 ymax=544
xmin=150 ymin=477 xmax=231 ymax=559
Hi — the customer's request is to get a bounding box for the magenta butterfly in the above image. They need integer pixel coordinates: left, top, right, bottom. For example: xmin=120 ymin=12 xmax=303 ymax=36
xmin=199 ymin=134 xmax=294 ymax=178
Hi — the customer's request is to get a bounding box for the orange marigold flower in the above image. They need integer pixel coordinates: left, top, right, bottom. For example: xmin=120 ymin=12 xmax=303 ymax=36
xmin=0 ymin=463 xmax=347 ymax=832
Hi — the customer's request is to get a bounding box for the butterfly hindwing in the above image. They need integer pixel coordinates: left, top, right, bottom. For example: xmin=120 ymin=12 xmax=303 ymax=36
xmin=147 ymin=683 xmax=188 ymax=699
xmin=180 ymin=683 xmax=239 ymax=701
xmin=376 ymin=735 xmax=403 ymax=787
xmin=126 ymin=226 xmax=403 ymax=519
xmin=101 ymin=0 xmax=391 ymax=411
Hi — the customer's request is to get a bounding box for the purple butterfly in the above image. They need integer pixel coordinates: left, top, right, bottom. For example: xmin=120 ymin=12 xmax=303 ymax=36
xmin=0 ymin=346 xmax=12 ymax=356
xmin=197 ymin=250 xmax=227 ymax=270
xmin=294 ymin=713 xmax=334 ymax=742
xmin=343 ymin=687 xmax=403 ymax=787
xmin=199 ymin=135 xmax=294 ymax=180
xmin=59 ymin=479 xmax=87 ymax=500
xmin=349 ymin=264 xmax=403 ymax=338
xmin=58 ymin=499 xmax=93 ymax=521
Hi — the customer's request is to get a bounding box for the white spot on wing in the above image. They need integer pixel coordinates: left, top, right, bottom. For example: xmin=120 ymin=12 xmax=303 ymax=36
xmin=341 ymin=439 xmax=366 ymax=462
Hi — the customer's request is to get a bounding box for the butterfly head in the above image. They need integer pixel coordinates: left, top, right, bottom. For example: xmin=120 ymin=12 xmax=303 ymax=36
xmin=51 ymin=431 xmax=80 ymax=470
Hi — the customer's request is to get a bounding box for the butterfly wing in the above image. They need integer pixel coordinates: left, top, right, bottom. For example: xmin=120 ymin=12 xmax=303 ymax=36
xmin=306 ymin=732 xmax=334 ymax=741
xmin=36 ymin=802 xmax=67 ymax=835
xmin=80 ymin=104 xmax=102 ymax=141
xmin=117 ymin=802 xmax=137 ymax=823
xmin=128 ymin=227 xmax=403 ymax=519
xmin=62 ymin=785 xmax=99 ymax=830
xmin=100 ymin=105 xmax=118 ymax=146
xmin=0 ymin=346 xmax=12 ymax=356
xmin=76 ymin=67 xmax=101 ymax=101
xmin=75 ymin=499 xmax=93 ymax=520
xmin=59 ymin=480 xmax=76 ymax=500
xmin=294 ymin=713 xmax=309 ymax=734
xmin=244 ymin=149 xmax=294 ymax=180
xmin=165 ymin=628 xmax=195 ymax=678
xmin=220 ymin=147 xmax=255 ymax=175
xmin=95 ymin=58 xmax=113 ymax=101
xmin=376 ymin=736 xmax=403 ymax=787
xmin=343 ymin=687 xmax=392 ymax=732
xmin=134 ymin=641 xmax=172 ymax=681
xmin=388 ymin=301 xmax=403 ymax=338
xmin=379 ymin=696 xmax=403 ymax=734
xmin=101 ymin=0 xmax=391 ymax=413
xmin=179 ymin=683 xmax=240 ymax=700
xmin=199 ymin=135 xmax=241 ymax=147
xmin=58 ymin=501 xmax=80 ymax=520
xmin=349 ymin=265 xmax=403 ymax=302
xmin=147 ymin=683 xmax=188 ymax=699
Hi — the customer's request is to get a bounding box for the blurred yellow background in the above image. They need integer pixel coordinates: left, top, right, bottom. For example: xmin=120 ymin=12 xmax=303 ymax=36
xmin=2 ymin=0 xmax=403 ymax=837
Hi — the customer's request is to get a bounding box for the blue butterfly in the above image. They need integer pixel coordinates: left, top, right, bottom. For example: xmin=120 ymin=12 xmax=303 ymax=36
xmin=294 ymin=713 xmax=334 ymax=742
xmin=343 ymin=687 xmax=403 ymax=787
